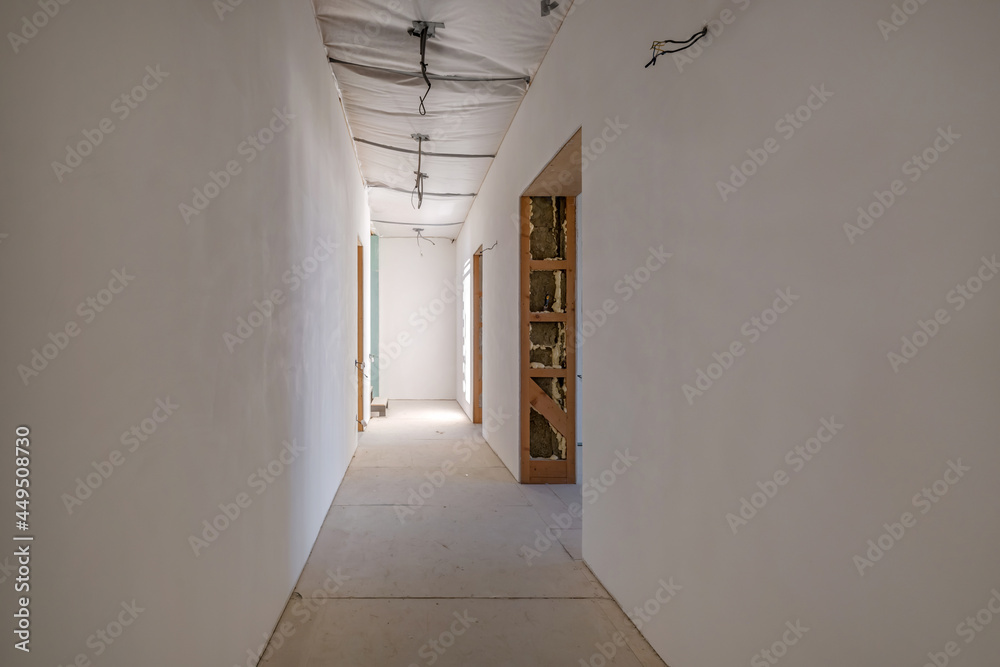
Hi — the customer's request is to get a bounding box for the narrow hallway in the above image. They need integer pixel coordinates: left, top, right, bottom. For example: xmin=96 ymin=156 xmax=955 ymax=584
xmin=259 ymin=401 xmax=665 ymax=666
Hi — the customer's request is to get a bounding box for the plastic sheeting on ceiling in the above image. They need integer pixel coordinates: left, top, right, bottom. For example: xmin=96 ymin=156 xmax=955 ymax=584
xmin=313 ymin=0 xmax=573 ymax=239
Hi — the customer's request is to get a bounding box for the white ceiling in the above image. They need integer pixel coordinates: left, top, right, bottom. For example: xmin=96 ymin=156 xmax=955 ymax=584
xmin=312 ymin=0 xmax=573 ymax=238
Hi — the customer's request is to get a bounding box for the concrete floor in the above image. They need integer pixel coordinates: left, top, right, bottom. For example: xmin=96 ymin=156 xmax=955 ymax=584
xmin=259 ymin=400 xmax=666 ymax=667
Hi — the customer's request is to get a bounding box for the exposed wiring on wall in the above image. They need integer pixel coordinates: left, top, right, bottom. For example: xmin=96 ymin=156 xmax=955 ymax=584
xmin=408 ymin=21 xmax=444 ymax=115
xmin=645 ymin=26 xmax=708 ymax=67
xmin=410 ymin=133 xmax=429 ymax=209
xmin=413 ymin=228 xmax=437 ymax=256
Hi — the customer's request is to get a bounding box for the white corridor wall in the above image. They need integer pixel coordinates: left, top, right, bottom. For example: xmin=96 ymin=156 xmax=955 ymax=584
xmin=379 ymin=237 xmax=457 ymax=400
xmin=0 ymin=0 xmax=369 ymax=664
xmin=456 ymin=0 xmax=1000 ymax=665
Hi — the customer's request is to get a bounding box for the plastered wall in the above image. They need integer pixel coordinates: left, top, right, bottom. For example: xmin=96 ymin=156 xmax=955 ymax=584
xmin=379 ymin=237 xmax=457 ymax=400
xmin=456 ymin=0 xmax=1000 ymax=664
xmin=0 ymin=0 xmax=369 ymax=664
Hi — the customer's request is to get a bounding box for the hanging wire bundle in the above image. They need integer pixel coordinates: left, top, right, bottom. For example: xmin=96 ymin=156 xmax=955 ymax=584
xmin=645 ymin=26 xmax=708 ymax=68
xmin=407 ymin=21 xmax=444 ymax=115
xmin=411 ymin=133 xmax=429 ymax=209
xmin=413 ymin=228 xmax=436 ymax=256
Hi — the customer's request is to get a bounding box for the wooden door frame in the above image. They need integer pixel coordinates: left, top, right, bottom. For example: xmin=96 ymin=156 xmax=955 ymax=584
xmin=472 ymin=247 xmax=483 ymax=424
xmin=519 ymin=196 xmax=577 ymax=484
xmin=357 ymin=242 xmax=365 ymax=432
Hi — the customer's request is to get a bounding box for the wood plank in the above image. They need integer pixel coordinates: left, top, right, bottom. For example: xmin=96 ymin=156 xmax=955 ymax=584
xmin=357 ymin=244 xmax=365 ymax=432
xmin=520 ymin=196 xmax=532 ymax=483
xmin=529 ymin=260 xmax=570 ymax=271
xmin=528 ymin=459 xmax=570 ymax=484
xmin=564 ymin=196 xmax=577 ymax=483
xmin=527 ymin=312 xmax=567 ymax=322
xmin=526 ymin=368 xmax=567 ymax=378
xmin=527 ymin=379 xmax=570 ymax=438
xmin=522 ymin=129 xmax=583 ymax=197
xmin=473 ymin=248 xmax=483 ymax=424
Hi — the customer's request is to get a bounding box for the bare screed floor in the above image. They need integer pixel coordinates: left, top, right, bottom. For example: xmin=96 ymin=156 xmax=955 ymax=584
xmin=257 ymin=400 xmax=665 ymax=666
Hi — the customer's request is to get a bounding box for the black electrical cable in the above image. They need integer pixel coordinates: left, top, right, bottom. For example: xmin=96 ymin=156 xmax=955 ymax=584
xmin=417 ymin=25 xmax=432 ymax=115
xmin=411 ymin=134 xmax=426 ymax=209
xmin=645 ymin=26 xmax=708 ymax=67
xmin=353 ymin=138 xmax=495 ymax=159
xmin=328 ymin=58 xmax=530 ymax=85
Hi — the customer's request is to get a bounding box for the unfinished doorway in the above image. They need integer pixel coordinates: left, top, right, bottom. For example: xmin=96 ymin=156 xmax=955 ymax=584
xmin=519 ymin=130 xmax=582 ymax=484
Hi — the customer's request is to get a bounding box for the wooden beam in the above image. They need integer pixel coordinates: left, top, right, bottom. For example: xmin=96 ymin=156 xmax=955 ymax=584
xmin=527 ymin=368 xmax=567 ymax=378
xmin=528 ymin=459 xmax=570 ymax=484
xmin=527 ymin=378 xmax=569 ymax=438
xmin=473 ymin=248 xmax=483 ymax=424
xmin=520 ymin=197 xmax=532 ymax=483
xmin=564 ymin=196 xmax=577 ymax=483
xmin=527 ymin=312 xmax=567 ymax=323
xmin=529 ymin=259 xmax=570 ymax=271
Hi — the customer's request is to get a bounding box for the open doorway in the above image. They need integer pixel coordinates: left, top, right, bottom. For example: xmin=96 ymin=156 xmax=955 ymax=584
xmin=519 ymin=129 xmax=582 ymax=484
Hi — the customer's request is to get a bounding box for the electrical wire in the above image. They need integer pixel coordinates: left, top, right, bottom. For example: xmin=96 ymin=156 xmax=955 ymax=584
xmin=645 ymin=26 xmax=708 ymax=67
xmin=411 ymin=134 xmax=426 ymax=209
xmin=417 ymin=24 xmax=432 ymax=115
xmin=414 ymin=228 xmax=437 ymax=256
xmin=328 ymin=58 xmax=530 ymax=85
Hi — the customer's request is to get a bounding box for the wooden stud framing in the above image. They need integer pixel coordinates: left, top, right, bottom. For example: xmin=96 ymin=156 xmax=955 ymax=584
xmin=520 ymin=196 xmax=577 ymax=484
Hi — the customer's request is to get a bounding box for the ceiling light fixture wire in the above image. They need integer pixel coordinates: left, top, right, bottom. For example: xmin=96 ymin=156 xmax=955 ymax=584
xmin=410 ymin=133 xmax=429 ymax=209
xmin=413 ymin=227 xmax=436 ymax=255
xmin=408 ymin=21 xmax=444 ymax=115
xmin=645 ymin=26 xmax=708 ymax=67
